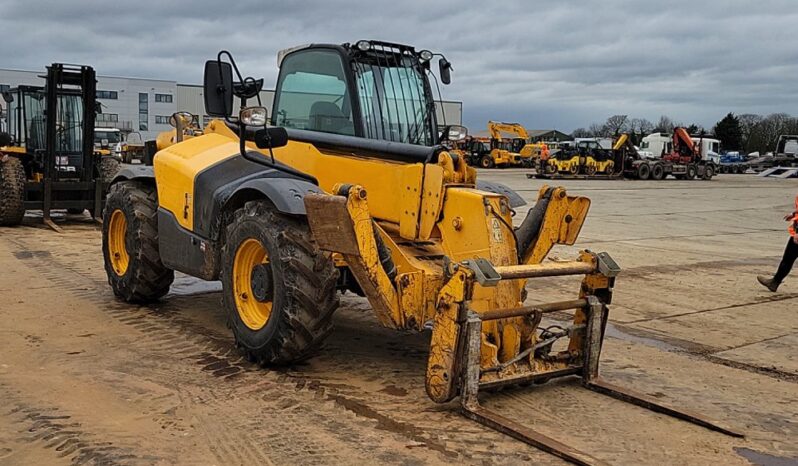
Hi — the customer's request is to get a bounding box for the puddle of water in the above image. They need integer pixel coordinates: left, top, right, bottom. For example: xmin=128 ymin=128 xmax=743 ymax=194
xmin=168 ymin=275 xmax=222 ymax=296
xmin=604 ymin=322 xmax=682 ymax=352
xmin=734 ymin=447 xmax=798 ymax=466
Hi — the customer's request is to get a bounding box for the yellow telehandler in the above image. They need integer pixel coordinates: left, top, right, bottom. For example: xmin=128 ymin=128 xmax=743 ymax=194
xmin=102 ymin=41 xmax=740 ymax=464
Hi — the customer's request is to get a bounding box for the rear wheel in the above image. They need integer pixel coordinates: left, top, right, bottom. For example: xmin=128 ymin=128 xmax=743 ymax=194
xmin=686 ymin=164 xmax=697 ymax=180
xmin=702 ymin=164 xmax=715 ymax=180
xmin=222 ymin=200 xmax=339 ymax=365
xmin=99 ymin=157 xmax=121 ymax=182
xmin=568 ymin=163 xmax=579 ymax=175
xmin=0 ymin=157 xmax=26 ymax=226
xmin=103 ymin=181 xmax=174 ymax=302
xmin=651 ymin=163 xmax=665 ymax=180
xmin=585 ymin=165 xmax=597 ymax=176
xmin=480 ymin=155 xmax=494 ymax=168
xmin=637 ymin=163 xmax=650 ymax=180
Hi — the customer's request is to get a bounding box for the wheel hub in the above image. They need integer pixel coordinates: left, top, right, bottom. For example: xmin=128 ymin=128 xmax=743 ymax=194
xmin=250 ymin=263 xmax=273 ymax=302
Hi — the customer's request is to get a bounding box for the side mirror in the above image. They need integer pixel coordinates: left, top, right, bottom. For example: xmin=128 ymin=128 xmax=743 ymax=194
xmin=2 ymin=91 xmax=12 ymax=104
xmin=240 ymin=107 xmax=268 ymax=127
xmin=439 ymin=58 xmax=452 ymax=85
xmin=204 ymin=60 xmax=234 ymax=117
xmin=441 ymin=125 xmax=467 ymax=142
xmin=254 ymin=127 xmax=288 ymax=150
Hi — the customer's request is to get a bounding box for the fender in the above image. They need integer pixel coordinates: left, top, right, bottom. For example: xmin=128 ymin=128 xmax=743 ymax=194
xmin=111 ymin=165 xmax=155 ymax=184
xmin=475 ymin=180 xmax=526 ymax=208
xmin=228 ymin=177 xmax=322 ymax=217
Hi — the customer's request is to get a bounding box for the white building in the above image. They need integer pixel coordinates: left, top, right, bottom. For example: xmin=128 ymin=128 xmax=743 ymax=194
xmin=0 ymin=67 xmax=462 ymax=141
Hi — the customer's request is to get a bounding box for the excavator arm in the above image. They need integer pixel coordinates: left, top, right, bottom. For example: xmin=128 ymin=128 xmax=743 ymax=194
xmin=488 ymin=121 xmax=530 ymax=140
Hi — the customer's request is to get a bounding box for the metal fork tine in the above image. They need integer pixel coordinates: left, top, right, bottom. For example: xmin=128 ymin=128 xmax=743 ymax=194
xmin=584 ymin=379 xmax=744 ymax=438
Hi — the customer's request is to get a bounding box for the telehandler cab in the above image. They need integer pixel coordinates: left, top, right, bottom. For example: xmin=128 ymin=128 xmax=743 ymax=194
xmin=102 ymin=41 xmax=740 ymax=464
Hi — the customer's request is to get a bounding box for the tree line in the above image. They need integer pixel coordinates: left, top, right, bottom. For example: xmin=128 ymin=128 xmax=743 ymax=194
xmin=571 ymin=113 xmax=798 ymax=154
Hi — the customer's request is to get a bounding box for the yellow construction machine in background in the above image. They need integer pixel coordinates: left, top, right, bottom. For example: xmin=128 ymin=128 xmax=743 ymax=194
xmin=488 ymin=121 xmax=548 ymax=168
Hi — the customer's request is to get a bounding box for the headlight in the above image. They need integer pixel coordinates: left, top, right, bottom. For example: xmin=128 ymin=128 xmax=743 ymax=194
xmin=356 ymin=40 xmax=371 ymax=52
xmin=239 ymin=106 xmax=268 ymax=126
xmin=419 ymin=50 xmax=433 ymax=62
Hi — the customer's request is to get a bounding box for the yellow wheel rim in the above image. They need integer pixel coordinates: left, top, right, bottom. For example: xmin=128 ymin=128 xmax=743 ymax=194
xmin=108 ymin=209 xmax=129 ymax=276
xmin=233 ymin=238 xmax=273 ymax=330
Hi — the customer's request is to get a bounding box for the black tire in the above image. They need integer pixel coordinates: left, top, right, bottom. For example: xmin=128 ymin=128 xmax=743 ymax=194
xmin=480 ymin=155 xmax=494 ymax=168
xmin=686 ymin=164 xmax=697 ymax=180
xmin=702 ymin=164 xmax=715 ymax=180
xmin=637 ymin=163 xmax=651 ymax=180
xmin=222 ymin=200 xmax=339 ymax=365
xmin=99 ymin=157 xmax=121 ymax=182
xmin=585 ymin=165 xmax=597 ymax=176
xmin=103 ymin=181 xmax=174 ymax=302
xmin=651 ymin=163 xmax=665 ymax=180
xmin=0 ymin=156 xmax=26 ymax=226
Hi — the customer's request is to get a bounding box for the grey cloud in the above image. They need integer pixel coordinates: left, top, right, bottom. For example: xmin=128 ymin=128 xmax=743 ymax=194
xmin=1 ymin=0 xmax=796 ymax=131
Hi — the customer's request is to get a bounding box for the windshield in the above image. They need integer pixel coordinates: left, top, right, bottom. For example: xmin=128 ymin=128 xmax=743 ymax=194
xmin=353 ymin=56 xmax=435 ymax=146
xmin=23 ymin=90 xmax=46 ymax=151
xmin=95 ymin=131 xmax=121 ymax=144
xmin=55 ymin=94 xmax=84 ymax=153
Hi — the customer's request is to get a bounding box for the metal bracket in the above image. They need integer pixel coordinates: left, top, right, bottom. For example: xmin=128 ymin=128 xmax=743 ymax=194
xmin=596 ymin=252 xmax=620 ymax=278
xmin=461 ymin=258 xmax=501 ymax=287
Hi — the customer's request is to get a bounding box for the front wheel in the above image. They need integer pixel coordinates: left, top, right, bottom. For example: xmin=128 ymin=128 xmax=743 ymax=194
xmin=480 ymin=155 xmax=495 ymax=168
xmin=221 ymin=200 xmax=339 ymax=365
xmin=0 ymin=157 xmax=26 ymax=226
xmin=102 ymin=181 xmax=174 ymax=302
xmin=702 ymin=164 xmax=715 ymax=180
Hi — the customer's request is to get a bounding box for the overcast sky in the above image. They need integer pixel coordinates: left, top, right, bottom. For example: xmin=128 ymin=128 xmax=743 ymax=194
xmin=1 ymin=0 xmax=796 ymax=132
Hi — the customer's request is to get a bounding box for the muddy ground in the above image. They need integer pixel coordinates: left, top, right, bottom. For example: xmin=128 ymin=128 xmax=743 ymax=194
xmin=0 ymin=172 xmax=796 ymax=465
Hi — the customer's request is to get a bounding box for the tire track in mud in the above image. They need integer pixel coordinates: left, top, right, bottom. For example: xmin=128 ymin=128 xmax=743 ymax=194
xmin=6 ymin=234 xmax=541 ymax=464
xmin=1 ymin=384 xmax=158 ymax=465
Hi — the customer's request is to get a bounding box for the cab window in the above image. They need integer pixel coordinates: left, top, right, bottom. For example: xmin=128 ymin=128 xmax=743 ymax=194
xmin=273 ymin=50 xmax=355 ymax=136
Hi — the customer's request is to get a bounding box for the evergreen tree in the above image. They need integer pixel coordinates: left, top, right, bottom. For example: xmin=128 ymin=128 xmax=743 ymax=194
xmin=713 ymin=113 xmax=743 ymax=151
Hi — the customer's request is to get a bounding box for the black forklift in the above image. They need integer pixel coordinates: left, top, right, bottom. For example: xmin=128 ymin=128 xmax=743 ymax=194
xmin=0 ymin=63 xmax=119 ymax=230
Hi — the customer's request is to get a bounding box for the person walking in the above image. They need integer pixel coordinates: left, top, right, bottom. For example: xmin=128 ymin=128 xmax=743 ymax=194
xmin=757 ymin=195 xmax=798 ymax=292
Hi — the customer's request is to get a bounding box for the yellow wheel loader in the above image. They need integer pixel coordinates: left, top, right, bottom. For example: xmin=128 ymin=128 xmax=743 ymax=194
xmin=102 ymin=41 xmax=740 ymax=464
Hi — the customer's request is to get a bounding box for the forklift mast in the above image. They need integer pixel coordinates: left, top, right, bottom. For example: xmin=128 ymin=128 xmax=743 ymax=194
xmin=44 ymin=64 xmax=98 ymax=182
